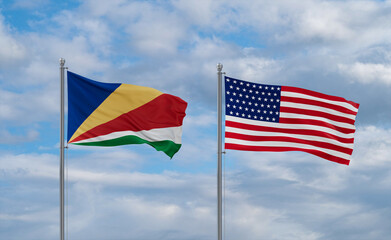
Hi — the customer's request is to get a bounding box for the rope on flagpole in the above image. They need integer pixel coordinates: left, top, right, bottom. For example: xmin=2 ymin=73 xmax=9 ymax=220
xmin=217 ymin=63 xmax=223 ymax=240
xmin=223 ymin=151 xmax=226 ymax=240
xmin=65 ymin=145 xmax=69 ymax=240
xmin=59 ymin=58 xmax=66 ymax=240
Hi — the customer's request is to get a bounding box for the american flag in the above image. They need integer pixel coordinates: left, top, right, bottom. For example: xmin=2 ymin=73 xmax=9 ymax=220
xmin=224 ymin=76 xmax=359 ymax=165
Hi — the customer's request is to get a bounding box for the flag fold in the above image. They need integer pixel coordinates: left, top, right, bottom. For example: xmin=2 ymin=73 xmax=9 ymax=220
xmin=224 ymin=76 xmax=359 ymax=165
xmin=67 ymin=71 xmax=187 ymax=158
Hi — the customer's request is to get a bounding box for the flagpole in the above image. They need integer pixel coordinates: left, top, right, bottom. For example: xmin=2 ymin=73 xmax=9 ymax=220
xmin=59 ymin=58 xmax=66 ymax=240
xmin=217 ymin=63 xmax=223 ymax=240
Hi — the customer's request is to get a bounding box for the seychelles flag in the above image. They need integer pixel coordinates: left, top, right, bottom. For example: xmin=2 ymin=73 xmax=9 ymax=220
xmin=67 ymin=72 xmax=187 ymax=158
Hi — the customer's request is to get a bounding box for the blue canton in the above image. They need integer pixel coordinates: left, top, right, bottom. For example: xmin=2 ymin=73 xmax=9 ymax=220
xmin=225 ymin=77 xmax=281 ymax=122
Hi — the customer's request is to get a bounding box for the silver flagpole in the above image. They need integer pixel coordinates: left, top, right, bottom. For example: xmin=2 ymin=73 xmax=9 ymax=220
xmin=59 ymin=58 xmax=66 ymax=240
xmin=217 ymin=63 xmax=223 ymax=240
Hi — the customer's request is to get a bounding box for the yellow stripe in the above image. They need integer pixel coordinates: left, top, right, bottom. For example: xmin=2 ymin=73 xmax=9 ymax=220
xmin=69 ymin=83 xmax=163 ymax=142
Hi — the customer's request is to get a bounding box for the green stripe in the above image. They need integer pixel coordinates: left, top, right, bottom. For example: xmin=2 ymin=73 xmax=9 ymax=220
xmin=71 ymin=135 xmax=181 ymax=158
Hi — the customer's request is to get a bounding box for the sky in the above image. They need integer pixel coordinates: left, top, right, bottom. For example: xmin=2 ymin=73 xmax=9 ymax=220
xmin=1 ymin=0 xmax=391 ymax=239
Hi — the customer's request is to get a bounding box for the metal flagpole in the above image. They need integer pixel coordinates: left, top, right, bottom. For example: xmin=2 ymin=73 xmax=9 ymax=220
xmin=59 ymin=58 xmax=66 ymax=240
xmin=217 ymin=63 xmax=223 ymax=240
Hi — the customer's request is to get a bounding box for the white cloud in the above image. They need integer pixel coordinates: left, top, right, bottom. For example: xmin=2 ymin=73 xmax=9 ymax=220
xmin=352 ymin=126 xmax=391 ymax=168
xmin=339 ymin=62 xmax=391 ymax=85
xmin=0 ymin=87 xmax=58 ymax=124
xmin=184 ymin=112 xmax=215 ymax=127
xmin=0 ymin=15 xmax=25 ymax=64
xmin=127 ymin=14 xmax=187 ymax=56
xmin=0 ymin=129 xmax=39 ymax=144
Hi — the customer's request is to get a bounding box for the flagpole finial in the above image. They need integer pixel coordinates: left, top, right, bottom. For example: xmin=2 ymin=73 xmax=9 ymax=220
xmin=59 ymin=58 xmax=65 ymax=66
xmin=217 ymin=63 xmax=223 ymax=72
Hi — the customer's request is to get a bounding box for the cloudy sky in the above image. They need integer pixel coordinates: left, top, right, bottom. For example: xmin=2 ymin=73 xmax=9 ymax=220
xmin=1 ymin=0 xmax=391 ymax=239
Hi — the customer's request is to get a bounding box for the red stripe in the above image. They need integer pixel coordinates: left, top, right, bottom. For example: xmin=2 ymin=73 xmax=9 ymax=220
xmin=282 ymin=86 xmax=359 ymax=109
xmin=225 ymin=120 xmax=354 ymax=144
xmin=280 ymin=106 xmax=356 ymax=125
xmin=225 ymin=132 xmax=353 ymax=155
xmin=279 ymin=118 xmax=355 ymax=134
xmin=281 ymin=96 xmax=357 ymax=115
xmin=70 ymin=94 xmax=187 ymax=143
xmin=225 ymin=143 xmax=350 ymax=165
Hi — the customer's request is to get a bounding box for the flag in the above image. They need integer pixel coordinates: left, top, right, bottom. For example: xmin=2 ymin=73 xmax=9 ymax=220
xmin=224 ymin=76 xmax=359 ymax=165
xmin=67 ymin=71 xmax=187 ymax=158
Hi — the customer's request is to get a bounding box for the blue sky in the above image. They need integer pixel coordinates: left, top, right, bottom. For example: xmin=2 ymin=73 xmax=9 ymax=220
xmin=1 ymin=0 xmax=391 ymax=239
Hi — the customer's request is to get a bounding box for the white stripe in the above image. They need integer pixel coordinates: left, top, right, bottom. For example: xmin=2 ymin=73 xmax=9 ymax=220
xmin=281 ymin=91 xmax=359 ymax=112
xmin=280 ymin=101 xmax=357 ymax=120
xmin=225 ymin=138 xmax=351 ymax=160
xmin=225 ymin=126 xmax=354 ymax=149
xmin=280 ymin=112 xmax=356 ymax=130
xmin=72 ymin=126 xmax=183 ymax=144
xmin=225 ymin=116 xmax=354 ymax=139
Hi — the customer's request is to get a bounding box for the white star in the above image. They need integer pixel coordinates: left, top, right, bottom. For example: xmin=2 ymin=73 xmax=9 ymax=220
xmin=233 ymin=80 xmax=237 ymax=83
xmin=248 ymin=114 xmax=251 ymax=118
xmin=226 ymin=78 xmax=230 ymax=82
xmin=246 ymin=83 xmax=250 ymax=87
xmin=265 ymin=86 xmax=268 ymax=90
xmin=245 ymin=107 xmax=248 ymax=111
xmin=248 ymin=102 xmax=252 ymax=105
xmin=267 ymin=104 xmax=270 ymax=108
xmin=277 ymin=87 xmax=280 ymax=90
xmin=270 ymin=99 xmax=274 ymax=102
xmin=240 ymin=82 xmax=243 ymax=85
xmin=271 ymin=87 xmax=274 ymax=90
xmin=245 ymin=95 xmax=249 ymax=98
xmin=230 ymin=85 xmax=233 ymax=89
xmin=251 ymin=109 xmax=255 ymax=112
xmin=253 ymin=85 xmax=256 ymax=88
xmin=230 ymin=111 xmax=233 ymax=114
xmin=266 ymin=117 xmax=270 ymax=120
xmin=236 ymin=112 xmax=239 ymax=116
xmin=233 ymin=92 xmax=236 ymax=96
xmin=255 ymin=91 xmax=259 ymax=94
xmin=254 ymin=103 xmax=258 ymax=106
xmin=236 ymin=87 xmax=240 ymax=90
xmin=230 ymin=98 xmax=233 ymax=102
xmin=242 ymin=101 xmax=246 ymax=104
xmin=227 ymin=104 xmax=230 ymax=107
xmin=233 ymin=105 xmax=237 ymax=109
xmin=226 ymin=91 xmax=230 ymax=95
xmin=239 ymin=106 xmax=242 ymax=110
xmin=242 ymin=113 xmax=245 ymax=117
xmin=262 ymin=92 xmax=265 ymax=95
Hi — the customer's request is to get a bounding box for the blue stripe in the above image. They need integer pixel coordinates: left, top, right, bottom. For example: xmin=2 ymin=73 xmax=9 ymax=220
xmin=67 ymin=72 xmax=121 ymax=142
